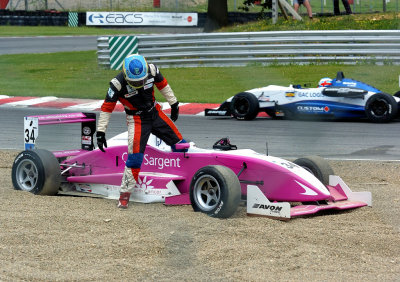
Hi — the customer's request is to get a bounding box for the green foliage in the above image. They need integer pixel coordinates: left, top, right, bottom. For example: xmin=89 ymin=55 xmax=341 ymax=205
xmin=220 ymin=13 xmax=400 ymax=31
xmin=1 ymin=51 xmax=399 ymax=103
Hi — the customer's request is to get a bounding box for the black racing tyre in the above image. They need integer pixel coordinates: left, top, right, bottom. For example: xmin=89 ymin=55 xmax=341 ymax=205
xmin=365 ymin=93 xmax=398 ymax=123
xmin=12 ymin=149 xmax=61 ymax=195
xmin=293 ymin=155 xmax=334 ymax=186
xmin=230 ymin=92 xmax=259 ymax=120
xmin=190 ymin=165 xmax=241 ymax=218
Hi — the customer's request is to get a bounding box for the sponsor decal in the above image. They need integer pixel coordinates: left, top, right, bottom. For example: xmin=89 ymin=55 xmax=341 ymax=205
xmin=156 ymin=137 xmax=162 ymax=147
xmin=143 ymin=82 xmax=153 ymax=90
xmin=297 ymin=105 xmax=326 ymax=113
xmin=82 ymin=126 xmax=91 ymax=136
xmin=107 ymin=87 xmax=115 ymax=98
xmin=132 ymin=176 xmax=173 ymax=196
xmin=86 ymin=12 xmax=198 ymax=26
xmin=324 ymin=106 xmax=330 ymax=112
xmin=88 ymin=14 xmax=104 ymax=23
xmin=81 ymin=135 xmax=92 ymax=145
xmin=214 ymin=201 xmax=224 ymax=215
xmin=14 ymin=153 xmax=24 ymax=164
xmin=298 ymin=92 xmax=324 ymax=98
xmin=285 ymin=92 xmax=295 ymax=97
xmin=252 ymin=203 xmax=283 ymax=213
xmin=124 ymin=85 xmax=139 ymax=98
xmin=135 ymin=176 xmax=154 ymax=190
xmin=143 ymin=154 xmax=181 ymax=170
xmin=206 ymin=110 xmax=228 ymax=115
xmin=343 ymin=82 xmax=357 ymax=87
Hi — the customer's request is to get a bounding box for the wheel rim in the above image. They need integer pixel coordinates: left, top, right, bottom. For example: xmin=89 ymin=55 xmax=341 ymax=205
xmin=370 ymin=99 xmax=389 ymax=117
xmin=15 ymin=159 xmax=38 ymax=191
xmin=193 ymin=175 xmax=221 ymax=211
xmin=235 ymin=98 xmax=249 ymax=115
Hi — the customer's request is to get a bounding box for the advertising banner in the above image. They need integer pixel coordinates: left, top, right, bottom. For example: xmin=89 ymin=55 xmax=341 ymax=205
xmin=86 ymin=12 xmax=198 ymax=26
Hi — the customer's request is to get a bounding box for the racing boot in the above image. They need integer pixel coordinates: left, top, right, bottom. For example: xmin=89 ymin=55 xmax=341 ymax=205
xmin=117 ymin=192 xmax=131 ymax=209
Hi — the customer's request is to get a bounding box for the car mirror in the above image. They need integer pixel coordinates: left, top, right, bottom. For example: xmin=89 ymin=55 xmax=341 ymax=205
xmin=174 ymin=143 xmax=190 ymax=150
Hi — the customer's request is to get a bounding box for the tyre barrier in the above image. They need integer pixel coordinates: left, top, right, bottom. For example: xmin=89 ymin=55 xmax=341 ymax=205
xmin=0 ymin=9 xmax=85 ymax=26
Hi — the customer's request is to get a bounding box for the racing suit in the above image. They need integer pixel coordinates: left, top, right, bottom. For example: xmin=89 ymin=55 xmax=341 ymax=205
xmin=96 ymin=63 xmax=183 ymax=202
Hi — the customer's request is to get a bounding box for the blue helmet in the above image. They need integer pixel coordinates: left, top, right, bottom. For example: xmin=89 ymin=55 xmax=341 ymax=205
xmin=122 ymin=54 xmax=148 ymax=88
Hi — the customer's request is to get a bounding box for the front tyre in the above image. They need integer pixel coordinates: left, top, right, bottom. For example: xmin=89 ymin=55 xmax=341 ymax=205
xmin=12 ymin=149 xmax=61 ymax=195
xmin=230 ymin=92 xmax=259 ymax=120
xmin=190 ymin=165 xmax=241 ymax=218
xmin=365 ymin=93 xmax=398 ymax=123
xmin=293 ymin=155 xmax=334 ymax=186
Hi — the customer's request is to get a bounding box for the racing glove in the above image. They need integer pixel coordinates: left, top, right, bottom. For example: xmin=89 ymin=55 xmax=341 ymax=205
xmin=96 ymin=131 xmax=107 ymax=152
xmin=170 ymin=102 xmax=179 ymax=122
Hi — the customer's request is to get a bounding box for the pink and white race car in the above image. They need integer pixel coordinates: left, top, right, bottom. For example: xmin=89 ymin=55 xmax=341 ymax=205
xmin=12 ymin=112 xmax=372 ymax=220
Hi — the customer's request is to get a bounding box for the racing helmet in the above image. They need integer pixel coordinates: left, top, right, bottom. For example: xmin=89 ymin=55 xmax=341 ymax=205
xmin=318 ymin=77 xmax=332 ymax=87
xmin=122 ymin=54 xmax=148 ymax=89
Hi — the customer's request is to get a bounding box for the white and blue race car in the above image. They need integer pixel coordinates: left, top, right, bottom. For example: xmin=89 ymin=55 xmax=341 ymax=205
xmin=205 ymin=72 xmax=400 ymax=123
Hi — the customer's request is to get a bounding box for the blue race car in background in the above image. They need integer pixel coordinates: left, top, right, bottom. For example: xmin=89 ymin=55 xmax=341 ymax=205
xmin=205 ymin=72 xmax=400 ymax=123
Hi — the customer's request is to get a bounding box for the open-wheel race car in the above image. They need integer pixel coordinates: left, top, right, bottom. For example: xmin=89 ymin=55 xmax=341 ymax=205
xmin=12 ymin=112 xmax=372 ymax=220
xmin=205 ymin=71 xmax=400 ymax=123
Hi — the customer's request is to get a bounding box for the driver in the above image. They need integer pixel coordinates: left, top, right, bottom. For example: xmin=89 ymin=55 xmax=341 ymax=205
xmin=318 ymin=77 xmax=333 ymax=87
xmin=96 ymin=54 xmax=186 ymax=209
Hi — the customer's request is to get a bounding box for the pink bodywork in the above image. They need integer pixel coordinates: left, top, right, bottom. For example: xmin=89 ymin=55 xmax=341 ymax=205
xmin=30 ymin=112 xmax=370 ymax=218
xmin=55 ymin=142 xmax=365 ymax=209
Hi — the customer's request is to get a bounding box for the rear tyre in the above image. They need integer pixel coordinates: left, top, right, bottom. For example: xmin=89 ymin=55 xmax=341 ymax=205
xmin=12 ymin=149 xmax=61 ymax=195
xmin=190 ymin=165 xmax=241 ymax=218
xmin=365 ymin=93 xmax=398 ymax=123
xmin=293 ymin=155 xmax=334 ymax=186
xmin=230 ymin=92 xmax=259 ymax=120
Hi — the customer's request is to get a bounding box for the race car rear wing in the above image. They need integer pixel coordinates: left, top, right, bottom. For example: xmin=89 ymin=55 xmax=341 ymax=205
xmin=24 ymin=112 xmax=96 ymax=151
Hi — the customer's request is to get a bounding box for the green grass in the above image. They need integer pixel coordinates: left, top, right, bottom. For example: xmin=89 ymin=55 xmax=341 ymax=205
xmin=1 ymin=51 xmax=399 ymax=103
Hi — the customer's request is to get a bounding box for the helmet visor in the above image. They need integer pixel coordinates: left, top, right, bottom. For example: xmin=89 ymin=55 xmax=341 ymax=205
xmin=127 ymin=79 xmax=145 ymax=89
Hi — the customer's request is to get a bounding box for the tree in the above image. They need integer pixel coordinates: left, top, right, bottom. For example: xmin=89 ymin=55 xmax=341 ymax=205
xmin=203 ymin=0 xmax=229 ymax=32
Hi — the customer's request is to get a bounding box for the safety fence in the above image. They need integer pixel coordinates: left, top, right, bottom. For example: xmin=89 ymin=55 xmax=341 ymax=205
xmin=97 ymin=30 xmax=400 ymax=68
